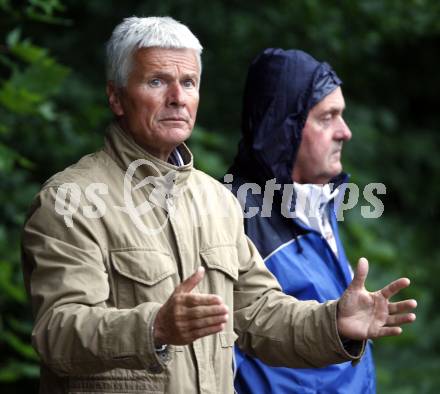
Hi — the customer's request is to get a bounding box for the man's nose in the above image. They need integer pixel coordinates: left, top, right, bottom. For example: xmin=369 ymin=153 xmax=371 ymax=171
xmin=337 ymin=117 xmax=352 ymax=141
xmin=166 ymin=82 xmax=185 ymax=107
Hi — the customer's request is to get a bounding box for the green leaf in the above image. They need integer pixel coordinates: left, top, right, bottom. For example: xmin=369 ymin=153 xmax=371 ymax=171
xmin=0 ymin=123 xmax=9 ymax=135
xmin=38 ymin=101 xmax=56 ymax=121
xmin=0 ymin=261 xmax=27 ymax=303
xmin=0 ymin=360 xmax=39 ymax=382
xmin=16 ymin=155 xmax=35 ymax=170
xmin=6 ymin=28 xmax=21 ymax=48
xmin=0 ymin=57 xmax=70 ymax=114
xmin=0 ymin=0 xmax=11 ymax=11
xmin=5 ymin=317 xmax=33 ymax=335
xmin=0 ymin=143 xmax=16 ymax=172
xmin=28 ymin=0 xmax=65 ymax=16
xmin=0 ymin=78 xmax=43 ymax=114
xmin=10 ymin=39 xmax=48 ymax=64
xmin=0 ymin=330 xmax=39 ymax=361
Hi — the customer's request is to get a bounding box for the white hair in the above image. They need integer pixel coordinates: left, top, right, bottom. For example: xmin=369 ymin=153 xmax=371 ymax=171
xmin=106 ymin=16 xmax=203 ymax=87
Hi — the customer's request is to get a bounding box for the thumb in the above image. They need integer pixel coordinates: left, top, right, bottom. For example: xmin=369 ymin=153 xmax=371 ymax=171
xmin=176 ymin=266 xmax=205 ymax=294
xmin=350 ymin=257 xmax=369 ymax=290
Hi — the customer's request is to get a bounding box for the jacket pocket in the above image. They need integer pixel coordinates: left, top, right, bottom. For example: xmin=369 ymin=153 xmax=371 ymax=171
xmin=200 ymin=245 xmax=239 ymax=282
xmin=110 ymin=249 xmax=177 ymax=308
xmin=200 ymin=245 xmax=238 ymax=327
xmin=214 ymin=331 xmax=239 ymax=392
xmin=198 ymin=247 xmax=239 ymax=393
xmin=219 ymin=331 xmax=238 ymax=348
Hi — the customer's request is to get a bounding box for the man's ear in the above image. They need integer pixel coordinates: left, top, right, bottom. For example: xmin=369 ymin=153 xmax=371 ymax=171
xmin=106 ymin=81 xmax=124 ymax=116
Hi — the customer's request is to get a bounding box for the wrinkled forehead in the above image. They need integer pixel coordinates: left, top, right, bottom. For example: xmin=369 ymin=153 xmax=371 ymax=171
xmin=310 ymin=86 xmax=345 ymax=114
xmin=130 ymin=46 xmax=201 ymax=78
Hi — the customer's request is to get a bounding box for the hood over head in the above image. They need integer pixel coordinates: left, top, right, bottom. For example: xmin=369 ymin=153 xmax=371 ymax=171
xmin=230 ymin=48 xmax=342 ymax=185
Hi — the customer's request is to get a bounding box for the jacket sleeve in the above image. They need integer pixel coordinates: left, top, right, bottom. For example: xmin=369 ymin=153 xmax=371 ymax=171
xmin=233 ymin=220 xmax=365 ymax=368
xmin=22 ymin=186 xmax=169 ymax=376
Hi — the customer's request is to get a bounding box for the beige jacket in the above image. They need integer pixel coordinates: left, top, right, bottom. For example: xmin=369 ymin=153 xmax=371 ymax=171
xmin=22 ymin=123 xmax=363 ymax=394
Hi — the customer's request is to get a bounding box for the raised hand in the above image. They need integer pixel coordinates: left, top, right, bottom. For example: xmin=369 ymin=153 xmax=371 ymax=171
xmin=337 ymin=257 xmax=417 ymax=340
xmin=153 ymin=267 xmax=229 ymax=346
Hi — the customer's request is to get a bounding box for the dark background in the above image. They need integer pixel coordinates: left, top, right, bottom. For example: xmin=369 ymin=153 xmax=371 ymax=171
xmin=1 ymin=0 xmax=439 ymax=392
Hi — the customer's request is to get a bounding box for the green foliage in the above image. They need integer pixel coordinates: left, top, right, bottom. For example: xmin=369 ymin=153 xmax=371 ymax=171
xmin=0 ymin=24 xmax=48 ymax=390
xmin=0 ymin=29 xmax=69 ymax=116
xmin=1 ymin=0 xmax=439 ymax=392
xmin=0 ymin=1 xmax=96 ymax=387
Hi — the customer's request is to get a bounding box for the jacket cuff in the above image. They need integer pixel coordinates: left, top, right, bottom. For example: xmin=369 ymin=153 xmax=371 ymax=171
xmin=142 ymin=303 xmax=172 ymax=373
xmin=332 ymin=300 xmax=366 ymax=365
xmin=103 ymin=302 xmax=173 ymax=373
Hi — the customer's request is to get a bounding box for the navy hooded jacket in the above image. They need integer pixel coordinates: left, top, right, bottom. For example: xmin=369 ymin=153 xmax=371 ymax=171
xmin=228 ymin=49 xmax=376 ymax=394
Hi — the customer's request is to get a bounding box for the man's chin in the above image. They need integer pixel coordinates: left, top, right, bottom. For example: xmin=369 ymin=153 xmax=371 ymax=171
xmin=164 ymin=128 xmax=192 ymax=146
xmin=327 ymin=163 xmax=343 ymax=178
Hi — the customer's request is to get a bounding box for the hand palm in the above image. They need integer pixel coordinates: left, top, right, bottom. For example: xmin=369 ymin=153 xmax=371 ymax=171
xmin=337 ymin=258 xmax=416 ymax=340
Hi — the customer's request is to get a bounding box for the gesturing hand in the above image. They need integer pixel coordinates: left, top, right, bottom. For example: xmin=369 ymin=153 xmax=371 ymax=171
xmin=337 ymin=257 xmax=417 ymax=340
xmin=153 ymin=267 xmax=229 ymax=346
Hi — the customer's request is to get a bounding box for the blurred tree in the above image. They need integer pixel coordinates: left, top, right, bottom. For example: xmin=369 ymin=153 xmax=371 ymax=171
xmin=0 ymin=1 xmax=73 ymax=392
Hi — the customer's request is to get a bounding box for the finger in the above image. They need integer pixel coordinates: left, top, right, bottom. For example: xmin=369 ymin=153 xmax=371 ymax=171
xmin=389 ymin=299 xmax=417 ymax=314
xmin=376 ymin=326 xmax=402 ymax=338
xmin=176 ymin=267 xmax=205 ymax=294
xmin=385 ymin=313 xmax=416 ymax=327
xmin=179 ymin=313 xmax=229 ymax=331
xmin=185 ymin=304 xmax=229 ymax=320
xmin=183 ymin=293 xmax=224 ymax=308
xmin=350 ymin=257 xmax=369 ymax=290
xmin=380 ymin=277 xmax=411 ymax=299
xmin=188 ymin=323 xmax=226 ymax=341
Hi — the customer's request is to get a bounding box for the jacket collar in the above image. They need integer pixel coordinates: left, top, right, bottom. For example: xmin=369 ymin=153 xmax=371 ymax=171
xmin=291 ymin=182 xmax=338 ymax=231
xmin=103 ymin=121 xmax=194 ymax=187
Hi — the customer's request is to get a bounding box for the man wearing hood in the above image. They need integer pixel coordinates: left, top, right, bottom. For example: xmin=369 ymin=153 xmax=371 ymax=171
xmin=229 ymin=49 xmax=376 ymax=393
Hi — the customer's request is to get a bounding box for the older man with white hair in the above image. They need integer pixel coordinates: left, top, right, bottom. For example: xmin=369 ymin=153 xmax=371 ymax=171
xmin=22 ymin=17 xmax=416 ymax=394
